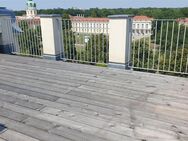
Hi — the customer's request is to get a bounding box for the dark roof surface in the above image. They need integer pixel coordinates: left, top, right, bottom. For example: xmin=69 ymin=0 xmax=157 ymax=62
xmin=0 ymin=7 xmax=16 ymax=18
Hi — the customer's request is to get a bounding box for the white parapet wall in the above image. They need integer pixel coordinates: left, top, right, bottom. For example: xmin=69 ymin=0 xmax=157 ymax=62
xmin=108 ymin=15 xmax=133 ymax=69
xmin=40 ymin=14 xmax=64 ymax=60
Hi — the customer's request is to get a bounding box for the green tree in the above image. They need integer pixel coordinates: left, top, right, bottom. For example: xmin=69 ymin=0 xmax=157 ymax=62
xmin=84 ymin=34 xmax=109 ymax=64
xmin=17 ymin=20 xmax=42 ymax=56
xmin=62 ymin=18 xmax=77 ymax=60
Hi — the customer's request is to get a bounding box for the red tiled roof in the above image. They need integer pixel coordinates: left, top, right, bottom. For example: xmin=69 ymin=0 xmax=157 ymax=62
xmin=70 ymin=16 xmax=109 ymax=22
xmin=133 ymin=16 xmax=153 ymax=21
xmin=70 ymin=15 xmax=153 ymax=22
xmin=16 ymin=16 xmax=40 ymax=25
xmin=177 ymin=18 xmax=188 ymax=24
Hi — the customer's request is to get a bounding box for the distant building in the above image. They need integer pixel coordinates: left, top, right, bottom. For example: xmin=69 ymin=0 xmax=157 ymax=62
xmin=26 ymin=0 xmax=37 ymax=18
xmin=16 ymin=0 xmax=40 ymax=28
xmin=70 ymin=16 xmax=109 ymax=34
xmin=16 ymin=0 xmax=39 ymax=20
xmin=177 ymin=18 xmax=188 ymax=25
xmin=70 ymin=15 xmax=153 ymax=39
xmin=132 ymin=16 xmax=153 ymax=39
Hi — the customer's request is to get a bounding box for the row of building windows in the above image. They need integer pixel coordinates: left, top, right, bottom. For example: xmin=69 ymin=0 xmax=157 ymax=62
xmin=27 ymin=10 xmax=37 ymax=16
xmin=72 ymin=22 xmax=150 ymax=30
xmin=133 ymin=23 xmax=151 ymax=29
xmin=72 ymin=27 xmax=108 ymax=33
xmin=132 ymin=29 xmax=151 ymax=35
xmin=72 ymin=22 xmax=108 ymax=28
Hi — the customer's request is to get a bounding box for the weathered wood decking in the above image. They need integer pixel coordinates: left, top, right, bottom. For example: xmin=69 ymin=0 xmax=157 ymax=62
xmin=0 ymin=54 xmax=187 ymax=141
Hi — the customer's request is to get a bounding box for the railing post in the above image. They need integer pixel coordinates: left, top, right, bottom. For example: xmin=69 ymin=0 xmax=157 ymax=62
xmin=108 ymin=15 xmax=133 ymax=69
xmin=40 ymin=14 xmax=64 ymax=60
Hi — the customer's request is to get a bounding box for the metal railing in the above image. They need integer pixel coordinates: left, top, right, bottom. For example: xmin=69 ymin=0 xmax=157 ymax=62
xmin=61 ymin=19 xmax=109 ymax=65
xmin=2 ymin=18 xmax=43 ymax=57
xmin=131 ymin=19 xmax=188 ymax=75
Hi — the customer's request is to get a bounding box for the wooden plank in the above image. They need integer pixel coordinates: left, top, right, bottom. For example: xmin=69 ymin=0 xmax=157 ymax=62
xmin=0 ymin=62 xmax=95 ymax=81
xmin=2 ymin=97 xmax=187 ymax=141
xmin=0 ymin=94 xmax=44 ymax=110
xmin=35 ymin=113 xmax=137 ymax=141
xmin=0 ymin=98 xmax=135 ymax=140
xmin=41 ymin=107 xmax=133 ymax=136
xmin=0 ymin=82 xmax=187 ymax=130
xmin=0 ymin=74 xmax=73 ymax=95
xmin=50 ymin=125 xmax=110 ymax=141
xmin=0 ymin=70 xmax=187 ymax=119
xmin=0 ymin=138 xmax=7 ymax=141
xmin=0 ymin=130 xmax=40 ymax=141
xmin=2 ymin=56 xmax=187 ymax=92
xmin=0 ymin=116 xmax=72 ymax=141
xmin=23 ymin=117 xmax=56 ymax=131
xmin=0 ymin=83 xmax=59 ymax=101
xmin=0 ymin=100 xmax=136 ymax=141
xmin=0 ymin=60 xmax=187 ymax=100
xmin=0 ymin=80 xmax=187 ymax=134
xmin=0 ymin=107 xmax=28 ymax=122
xmin=0 ymin=55 xmax=188 ymax=141
xmin=0 ymin=61 xmax=181 ymax=94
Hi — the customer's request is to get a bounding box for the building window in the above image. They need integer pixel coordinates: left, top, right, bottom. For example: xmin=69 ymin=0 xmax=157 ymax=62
xmin=133 ymin=24 xmax=135 ymax=28
xmin=146 ymin=24 xmax=148 ymax=29
xmin=142 ymin=24 xmax=144 ymax=29
xmin=137 ymin=24 xmax=139 ymax=29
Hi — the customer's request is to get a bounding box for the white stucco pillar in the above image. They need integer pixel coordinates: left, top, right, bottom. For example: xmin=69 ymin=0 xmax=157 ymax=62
xmin=40 ymin=14 xmax=64 ymax=60
xmin=108 ymin=15 xmax=133 ymax=69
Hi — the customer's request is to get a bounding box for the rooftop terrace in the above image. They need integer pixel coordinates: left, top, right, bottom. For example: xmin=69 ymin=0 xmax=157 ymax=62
xmin=0 ymin=54 xmax=187 ymax=141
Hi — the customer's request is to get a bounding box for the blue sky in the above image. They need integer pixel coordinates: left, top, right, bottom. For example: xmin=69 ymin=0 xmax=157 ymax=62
xmin=1 ymin=0 xmax=188 ymax=10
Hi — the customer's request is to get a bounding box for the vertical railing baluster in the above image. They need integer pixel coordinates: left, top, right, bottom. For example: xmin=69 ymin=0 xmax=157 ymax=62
xmin=63 ymin=20 xmax=68 ymax=59
xmin=17 ymin=20 xmax=23 ymax=54
xmin=106 ymin=23 xmax=109 ymax=64
xmin=186 ymin=55 xmax=188 ymax=73
xmin=76 ymin=20 xmax=79 ymax=61
xmin=102 ymin=24 xmax=105 ymax=64
xmin=174 ymin=23 xmax=181 ymax=72
xmin=180 ymin=25 xmax=187 ymax=73
xmin=157 ymin=20 xmax=163 ymax=72
xmin=142 ymin=30 xmax=146 ymax=68
xmin=68 ymin=20 xmax=72 ymax=60
xmin=168 ymin=21 xmax=175 ymax=71
xmin=79 ymin=21 xmax=82 ymax=62
xmin=90 ymin=24 xmax=93 ymax=62
xmin=86 ymin=21 xmax=89 ymax=62
xmin=27 ymin=19 xmax=32 ymax=55
xmin=98 ymin=23 xmax=101 ymax=64
xmin=39 ymin=20 xmax=43 ymax=56
xmin=94 ymin=32 xmax=97 ymax=63
xmin=163 ymin=21 xmax=169 ymax=71
xmin=147 ymin=29 xmax=152 ymax=70
xmin=71 ymin=20 xmax=75 ymax=61
xmin=34 ymin=19 xmax=39 ymax=56
xmin=152 ymin=20 xmax=158 ymax=70
xmin=137 ymin=37 xmax=141 ymax=67
xmin=132 ymin=34 xmax=136 ymax=68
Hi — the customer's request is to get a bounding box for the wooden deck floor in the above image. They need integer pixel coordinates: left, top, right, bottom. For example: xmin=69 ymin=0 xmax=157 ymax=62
xmin=0 ymin=54 xmax=188 ymax=141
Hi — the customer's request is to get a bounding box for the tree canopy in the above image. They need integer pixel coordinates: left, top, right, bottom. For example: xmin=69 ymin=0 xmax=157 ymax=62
xmin=15 ymin=7 xmax=188 ymax=19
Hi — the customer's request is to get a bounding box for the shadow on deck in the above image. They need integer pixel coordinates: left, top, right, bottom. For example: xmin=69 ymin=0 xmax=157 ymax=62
xmin=0 ymin=124 xmax=6 ymax=133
